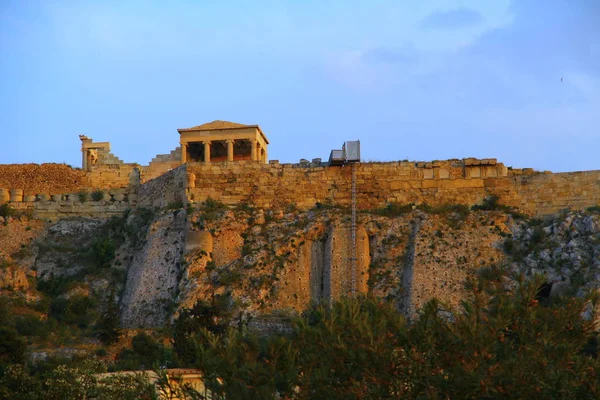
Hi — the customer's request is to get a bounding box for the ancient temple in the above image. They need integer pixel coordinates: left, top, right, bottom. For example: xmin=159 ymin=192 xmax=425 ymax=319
xmin=177 ymin=120 xmax=269 ymax=164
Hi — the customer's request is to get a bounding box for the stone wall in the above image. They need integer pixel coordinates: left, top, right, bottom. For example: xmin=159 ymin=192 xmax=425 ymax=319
xmin=144 ymin=147 xmax=182 ymax=182
xmin=87 ymin=164 xmax=138 ymax=189
xmin=187 ymin=160 xmax=600 ymax=216
xmin=8 ymin=194 xmax=134 ymax=221
xmin=136 ymin=165 xmax=187 ymax=209
xmin=0 ymin=164 xmax=91 ymax=196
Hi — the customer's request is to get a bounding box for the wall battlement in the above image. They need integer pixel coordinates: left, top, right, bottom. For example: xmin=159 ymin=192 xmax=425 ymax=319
xmin=185 ymin=159 xmax=599 ymax=216
xmin=1 ymin=157 xmax=599 ymax=218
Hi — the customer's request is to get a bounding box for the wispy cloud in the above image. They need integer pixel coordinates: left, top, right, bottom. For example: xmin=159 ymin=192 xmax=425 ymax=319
xmin=361 ymin=43 xmax=418 ymax=65
xmin=421 ymin=8 xmax=483 ymax=30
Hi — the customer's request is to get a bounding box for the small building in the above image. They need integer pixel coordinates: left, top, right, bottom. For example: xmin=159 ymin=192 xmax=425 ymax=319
xmin=177 ymin=120 xmax=269 ymax=164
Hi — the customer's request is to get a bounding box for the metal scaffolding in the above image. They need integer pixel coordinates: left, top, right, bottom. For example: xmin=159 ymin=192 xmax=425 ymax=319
xmin=350 ymin=163 xmax=357 ymax=296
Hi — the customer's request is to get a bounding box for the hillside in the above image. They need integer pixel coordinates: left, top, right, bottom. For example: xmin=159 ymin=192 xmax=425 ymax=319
xmin=1 ymin=199 xmax=600 ymax=355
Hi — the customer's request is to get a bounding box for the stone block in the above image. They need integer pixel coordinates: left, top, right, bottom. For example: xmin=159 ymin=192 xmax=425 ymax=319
xmin=9 ymin=189 xmax=23 ymax=202
xmin=23 ymin=195 xmax=36 ymax=202
xmin=485 ymin=166 xmax=498 ymax=177
xmin=423 ymin=169 xmax=434 ymax=180
xmin=469 ymin=166 xmax=481 ymax=178
xmin=51 ymin=194 xmax=63 ymax=202
xmin=0 ymin=189 xmax=9 ymax=204
xmin=438 ymin=168 xmax=450 ymax=179
xmin=422 ymin=180 xmax=439 ymax=189
xmin=37 ymin=194 xmax=50 ymax=201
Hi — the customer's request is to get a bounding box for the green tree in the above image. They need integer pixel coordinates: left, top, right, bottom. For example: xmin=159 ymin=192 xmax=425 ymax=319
xmin=172 ymin=295 xmax=231 ymax=366
xmin=94 ymin=295 xmax=121 ymax=345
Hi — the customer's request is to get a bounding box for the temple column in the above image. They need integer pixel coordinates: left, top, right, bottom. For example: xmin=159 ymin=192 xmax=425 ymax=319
xmin=226 ymin=139 xmax=234 ymax=161
xmin=203 ymin=141 xmax=211 ymax=164
xmin=250 ymin=139 xmax=258 ymax=161
xmin=181 ymin=143 xmax=187 ymax=164
xmin=82 ymin=147 xmax=87 ymax=170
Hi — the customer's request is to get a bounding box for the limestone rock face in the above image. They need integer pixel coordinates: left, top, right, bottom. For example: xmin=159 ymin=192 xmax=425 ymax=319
xmin=34 ymin=218 xmax=103 ymax=281
xmin=120 ymin=210 xmax=186 ymax=328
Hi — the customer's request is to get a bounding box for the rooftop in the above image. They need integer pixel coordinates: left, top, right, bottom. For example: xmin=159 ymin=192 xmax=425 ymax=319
xmin=179 ymin=120 xmax=258 ymax=131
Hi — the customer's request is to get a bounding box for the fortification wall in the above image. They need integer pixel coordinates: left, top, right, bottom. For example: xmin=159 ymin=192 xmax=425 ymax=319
xmin=86 ymin=164 xmax=138 ymax=188
xmin=0 ymin=164 xmax=91 ymax=196
xmin=187 ymin=161 xmax=600 ymax=216
xmin=137 ymin=165 xmax=186 ymax=209
xmin=144 ymin=147 xmax=182 ymax=182
xmin=9 ymin=199 xmax=131 ymax=221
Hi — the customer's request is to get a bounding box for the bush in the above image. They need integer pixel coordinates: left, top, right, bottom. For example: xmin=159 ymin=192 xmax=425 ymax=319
xmin=374 ymin=203 xmax=413 ymax=217
xmin=91 ymin=189 xmax=105 ymax=201
xmin=192 ymin=272 xmax=600 ymax=399
xmin=77 ymin=191 xmax=89 ymax=202
xmin=0 ymin=203 xmax=14 ymax=218
xmin=116 ymin=332 xmax=167 ymax=370
xmin=49 ymin=295 xmax=96 ymax=328
xmin=91 ymin=237 xmax=115 ymax=269
xmin=0 ymin=326 xmax=27 ymax=368
xmin=167 ymin=201 xmax=184 ymax=210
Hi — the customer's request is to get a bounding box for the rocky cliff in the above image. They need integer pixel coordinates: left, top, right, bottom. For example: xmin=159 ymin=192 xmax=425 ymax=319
xmin=1 ymin=201 xmax=599 ymax=334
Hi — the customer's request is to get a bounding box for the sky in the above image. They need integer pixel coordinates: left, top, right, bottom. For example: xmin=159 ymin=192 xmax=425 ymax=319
xmin=1 ymin=0 xmax=599 ymax=172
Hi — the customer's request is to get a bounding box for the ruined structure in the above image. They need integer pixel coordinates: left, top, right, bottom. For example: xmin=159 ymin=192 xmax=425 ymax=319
xmin=178 ymin=120 xmax=269 ymax=164
xmin=1 ymin=120 xmax=599 ymax=221
xmin=1 ymin=119 xmax=600 ymax=326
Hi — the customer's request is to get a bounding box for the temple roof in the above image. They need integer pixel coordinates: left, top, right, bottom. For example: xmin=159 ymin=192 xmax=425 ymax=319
xmin=177 ymin=120 xmax=269 ymax=144
xmin=184 ymin=120 xmax=256 ymax=131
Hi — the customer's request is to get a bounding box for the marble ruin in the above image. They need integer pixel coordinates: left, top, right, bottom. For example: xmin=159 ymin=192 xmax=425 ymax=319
xmin=0 ymin=120 xmax=599 ymax=221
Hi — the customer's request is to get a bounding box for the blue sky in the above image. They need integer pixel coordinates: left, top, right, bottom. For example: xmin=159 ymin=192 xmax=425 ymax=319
xmin=1 ymin=0 xmax=599 ymax=172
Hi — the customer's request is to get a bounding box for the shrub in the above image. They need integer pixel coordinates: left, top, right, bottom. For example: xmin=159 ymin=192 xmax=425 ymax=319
xmin=91 ymin=237 xmax=116 ymax=269
xmin=91 ymin=189 xmax=105 ymax=201
xmin=167 ymin=200 xmax=184 ymax=210
xmin=116 ymin=332 xmax=167 ymax=370
xmin=202 ymin=197 xmax=226 ymax=213
xmin=472 ymin=194 xmax=513 ymax=211
xmin=192 ymin=272 xmax=600 ymax=399
xmin=374 ymin=203 xmax=413 ymax=217
xmin=49 ymin=295 xmax=96 ymax=328
xmin=587 ymin=205 xmax=600 ymax=213
xmin=77 ymin=191 xmax=89 ymax=202
xmin=0 ymin=203 xmax=15 ymax=218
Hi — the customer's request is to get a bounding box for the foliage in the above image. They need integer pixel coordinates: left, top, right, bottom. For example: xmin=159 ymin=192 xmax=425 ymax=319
xmin=167 ymin=200 xmax=184 ymax=210
xmin=190 ymin=271 xmax=600 ymax=399
xmin=0 ymin=204 xmax=14 ymax=218
xmin=172 ymin=295 xmax=232 ymax=366
xmin=91 ymin=189 xmax=105 ymax=201
xmin=0 ymin=361 xmax=155 ymax=400
xmin=77 ymin=190 xmax=89 ymax=202
xmin=115 ymin=332 xmax=171 ymax=371
xmin=194 ymin=197 xmax=228 ymax=229
xmin=91 ymin=236 xmax=116 ymax=269
xmin=0 ymin=327 xmax=27 ymax=372
xmin=373 ymin=202 xmax=413 ymax=217
xmin=49 ymin=295 xmax=97 ymax=329
xmin=94 ymin=295 xmax=121 ymax=345
xmin=587 ymin=205 xmax=600 ymax=213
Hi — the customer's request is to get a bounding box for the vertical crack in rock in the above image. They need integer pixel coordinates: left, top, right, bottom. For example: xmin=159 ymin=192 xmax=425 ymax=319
xmin=400 ymin=215 xmax=424 ymax=317
xmin=310 ymin=238 xmax=326 ymax=303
